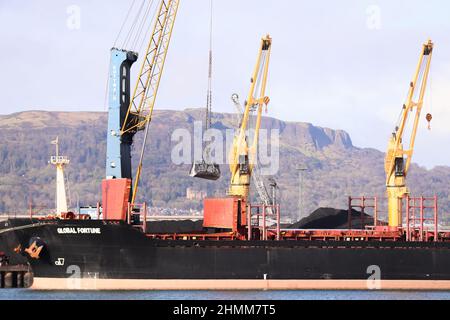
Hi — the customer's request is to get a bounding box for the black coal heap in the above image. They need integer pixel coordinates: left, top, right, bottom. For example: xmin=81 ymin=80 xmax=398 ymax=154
xmin=288 ymin=207 xmax=378 ymax=230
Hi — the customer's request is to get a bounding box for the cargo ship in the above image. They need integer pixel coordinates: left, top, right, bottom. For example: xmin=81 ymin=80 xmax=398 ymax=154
xmin=1 ymin=204 xmax=450 ymax=290
xmin=1 ymin=1 xmax=450 ymax=291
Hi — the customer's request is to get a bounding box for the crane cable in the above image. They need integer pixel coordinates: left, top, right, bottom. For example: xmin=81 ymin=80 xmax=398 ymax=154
xmin=204 ymin=0 xmax=214 ymax=161
xmin=113 ymin=0 xmax=137 ymax=48
xmin=205 ymin=0 xmax=214 ymax=131
xmin=106 ymin=0 xmax=142 ymax=111
xmin=138 ymin=2 xmax=159 ymax=53
xmin=131 ymin=0 xmax=155 ymax=51
xmin=106 ymin=0 xmax=158 ymax=111
xmin=123 ymin=0 xmax=146 ymax=49
xmin=426 ymin=60 xmax=433 ymax=130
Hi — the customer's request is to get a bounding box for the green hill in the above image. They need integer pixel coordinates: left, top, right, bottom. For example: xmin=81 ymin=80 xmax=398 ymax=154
xmin=0 ymin=109 xmax=449 ymax=224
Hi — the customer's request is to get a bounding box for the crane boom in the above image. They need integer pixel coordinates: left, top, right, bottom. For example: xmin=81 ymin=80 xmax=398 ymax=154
xmin=122 ymin=0 xmax=180 ymax=204
xmin=385 ymin=39 xmax=433 ymax=227
xmin=230 ymin=93 xmax=274 ymax=208
xmin=228 ymin=35 xmax=272 ymax=199
xmin=121 ymin=0 xmax=179 ymax=135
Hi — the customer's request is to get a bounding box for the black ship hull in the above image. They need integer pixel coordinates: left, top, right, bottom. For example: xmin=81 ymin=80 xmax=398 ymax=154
xmin=1 ymin=218 xmax=450 ymax=290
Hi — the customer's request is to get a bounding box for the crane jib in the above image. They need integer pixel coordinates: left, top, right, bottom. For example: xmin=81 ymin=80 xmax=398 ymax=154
xmin=384 ymin=39 xmax=434 ymax=228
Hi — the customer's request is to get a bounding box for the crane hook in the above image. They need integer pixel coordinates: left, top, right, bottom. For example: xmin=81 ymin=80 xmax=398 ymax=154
xmin=426 ymin=113 xmax=433 ymax=130
xmin=263 ymin=96 xmax=270 ymax=112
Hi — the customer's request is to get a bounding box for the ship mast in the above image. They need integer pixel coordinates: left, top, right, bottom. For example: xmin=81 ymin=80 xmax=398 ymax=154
xmin=50 ymin=137 xmax=70 ymax=216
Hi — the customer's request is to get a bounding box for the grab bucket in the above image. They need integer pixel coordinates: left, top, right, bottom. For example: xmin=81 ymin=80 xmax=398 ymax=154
xmin=190 ymin=160 xmax=221 ymax=181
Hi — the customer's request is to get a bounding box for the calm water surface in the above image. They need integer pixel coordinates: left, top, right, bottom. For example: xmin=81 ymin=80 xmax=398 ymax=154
xmin=1 ymin=290 xmax=449 ymax=300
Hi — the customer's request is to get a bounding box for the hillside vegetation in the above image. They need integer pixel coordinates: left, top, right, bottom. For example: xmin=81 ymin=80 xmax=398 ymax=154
xmin=0 ymin=109 xmax=449 ymax=223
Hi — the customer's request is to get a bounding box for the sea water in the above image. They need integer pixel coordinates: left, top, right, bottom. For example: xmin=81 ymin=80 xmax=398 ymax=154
xmin=1 ymin=290 xmax=450 ymax=300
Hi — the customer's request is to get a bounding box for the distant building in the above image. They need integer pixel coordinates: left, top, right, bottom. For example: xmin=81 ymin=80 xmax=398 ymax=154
xmin=186 ymin=188 xmax=207 ymax=201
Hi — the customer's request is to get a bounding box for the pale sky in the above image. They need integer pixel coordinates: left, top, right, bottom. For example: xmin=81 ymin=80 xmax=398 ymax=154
xmin=1 ymin=0 xmax=450 ymax=168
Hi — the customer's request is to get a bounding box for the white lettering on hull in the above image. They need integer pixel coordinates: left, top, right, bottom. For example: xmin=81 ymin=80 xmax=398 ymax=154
xmin=57 ymin=227 xmax=101 ymax=234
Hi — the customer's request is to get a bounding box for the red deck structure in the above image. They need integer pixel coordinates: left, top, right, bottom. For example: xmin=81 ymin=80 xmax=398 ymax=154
xmin=405 ymin=196 xmax=439 ymax=242
xmin=30 ymin=194 xmax=449 ymax=243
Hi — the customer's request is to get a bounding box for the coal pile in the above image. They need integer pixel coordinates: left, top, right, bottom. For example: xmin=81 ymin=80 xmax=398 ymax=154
xmin=146 ymin=220 xmax=204 ymax=234
xmin=288 ymin=207 xmax=379 ymax=230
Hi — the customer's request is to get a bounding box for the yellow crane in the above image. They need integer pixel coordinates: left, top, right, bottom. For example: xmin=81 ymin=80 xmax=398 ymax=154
xmin=384 ymin=39 xmax=433 ymax=228
xmin=121 ymin=0 xmax=180 ymax=205
xmin=228 ymin=35 xmax=272 ymax=200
